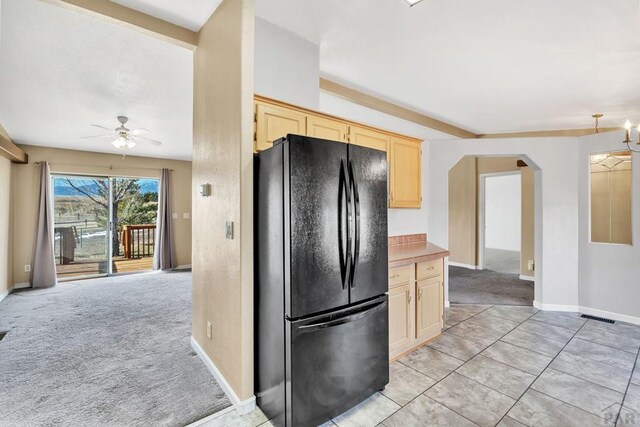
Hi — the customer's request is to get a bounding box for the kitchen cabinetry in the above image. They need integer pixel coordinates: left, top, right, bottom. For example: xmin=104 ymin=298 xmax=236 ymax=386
xmin=389 ymin=136 xmax=422 ymax=208
xmin=306 ymin=115 xmax=348 ymax=142
xmin=348 ymin=125 xmax=389 ymax=151
xmin=388 ymin=258 xmax=444 ymax=360
xmin=255 ymin=100 xmax=306 ymax=152
xmin=254 ymin=95 xmax=423 ymax=208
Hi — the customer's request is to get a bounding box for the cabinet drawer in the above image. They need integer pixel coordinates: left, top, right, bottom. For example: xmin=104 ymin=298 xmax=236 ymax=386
xmin=416 ymin=259 xmax=442 ymax=280
xmin=388 ymin=265 xmax=411 ymax=288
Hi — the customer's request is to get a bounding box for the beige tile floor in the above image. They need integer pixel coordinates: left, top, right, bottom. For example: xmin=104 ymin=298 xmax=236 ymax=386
xmin=197 ymin=304 xmax=640 ymax=427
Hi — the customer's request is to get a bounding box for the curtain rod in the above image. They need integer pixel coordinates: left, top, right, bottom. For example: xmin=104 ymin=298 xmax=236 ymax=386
xmin=33 ymin=161 xmax=174 ymax=172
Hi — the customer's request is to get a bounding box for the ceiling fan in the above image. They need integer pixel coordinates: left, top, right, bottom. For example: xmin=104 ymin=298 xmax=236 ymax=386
xmin=82 ymin=116 xmax=162 ymax=149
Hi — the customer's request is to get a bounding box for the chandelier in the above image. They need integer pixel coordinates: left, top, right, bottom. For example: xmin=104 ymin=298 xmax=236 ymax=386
xmin=623 ymin=120 xmax=640 ymax=153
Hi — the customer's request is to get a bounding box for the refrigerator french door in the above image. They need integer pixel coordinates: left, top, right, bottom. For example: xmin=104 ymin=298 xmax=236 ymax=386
xmin=255 ymin=134 xmax=389 ymax=427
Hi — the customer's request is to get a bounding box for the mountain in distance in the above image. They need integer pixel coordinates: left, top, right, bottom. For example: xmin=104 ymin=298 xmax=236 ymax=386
xmin=54 ymin=178 xmax=159 ymax=196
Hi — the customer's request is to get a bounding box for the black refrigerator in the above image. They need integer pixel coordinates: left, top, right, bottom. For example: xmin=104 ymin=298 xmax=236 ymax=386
xmin=254 ymin=134 xmax=389 ymax=427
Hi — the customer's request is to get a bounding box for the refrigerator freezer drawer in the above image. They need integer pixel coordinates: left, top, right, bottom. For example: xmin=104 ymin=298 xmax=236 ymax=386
xmin=285 ymin=296 xmax=389 ymax=427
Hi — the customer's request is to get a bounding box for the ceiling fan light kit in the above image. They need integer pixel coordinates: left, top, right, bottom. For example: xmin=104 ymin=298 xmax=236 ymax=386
xmin=83 ymin=115 xmax=161 ymax=150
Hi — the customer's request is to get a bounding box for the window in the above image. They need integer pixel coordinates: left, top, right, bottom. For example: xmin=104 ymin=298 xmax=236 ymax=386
xmin=590 ymin=151 xmax=632 ymax=244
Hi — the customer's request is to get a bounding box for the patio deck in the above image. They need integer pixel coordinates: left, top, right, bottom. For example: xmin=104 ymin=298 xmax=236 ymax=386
xmin=55 ymin=257 xmax=154 ymax=280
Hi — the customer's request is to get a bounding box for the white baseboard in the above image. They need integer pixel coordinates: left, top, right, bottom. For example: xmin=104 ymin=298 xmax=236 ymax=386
xmin=580 ymin=306 xmax=640 ymax=326
xmin=174 ymin=264 xmax=192 ymax=270
xmin=190 ymin=336 xmax=256 ymax=415
xmin=1 ymin=282 xmax=31 ymax=303
xmin=519 ymin=275 xmax=535 ymax=281
xmin=533 ymin=300 xmax=579 ymax=312
xmin=533 ymin=301 xmax=640 ymax=326
xmin=448 ymin=261 xmax=478 ymax=270
xmin=187 ymin=406 xmax=236 ymax=427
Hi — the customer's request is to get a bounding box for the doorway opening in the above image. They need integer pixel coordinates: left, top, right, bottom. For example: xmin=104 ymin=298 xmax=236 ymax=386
xmin=52 ymin=174 xmax=160 ymax=280
xmin=447 ymin=156 xmax=536 ymax=306
xmin=479 ymin=172 xmax=522 ymax=275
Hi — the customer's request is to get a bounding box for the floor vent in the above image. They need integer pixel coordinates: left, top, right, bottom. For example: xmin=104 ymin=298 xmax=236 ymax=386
xmin=581 ymin=314 xmax=615 ymax=324
xmin=0 ymin=331 xmax=7 ymax=342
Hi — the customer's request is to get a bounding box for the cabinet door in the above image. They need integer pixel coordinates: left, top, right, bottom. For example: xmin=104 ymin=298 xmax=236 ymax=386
xmin=388 ymin=283 xmax=413 ymax=357
xmin=389 ymin=136 xmax=422 ymax=208
xmin=348 ymin=125 xmax=389 ymax=152
xmin=307 ymin=115 xmax=348 ymax=142
xmin=416 ymin=276 xmax=443 ymax=340
xmin=255 ymin=102 xmax=306 ymax=152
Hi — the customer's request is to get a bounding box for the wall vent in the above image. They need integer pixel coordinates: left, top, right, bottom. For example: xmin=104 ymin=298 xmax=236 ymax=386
xmin=581 ymin=314 xmax=615 ymax=324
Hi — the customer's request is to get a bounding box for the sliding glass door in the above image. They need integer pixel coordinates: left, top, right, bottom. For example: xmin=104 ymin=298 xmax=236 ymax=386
xmin=52 ymin=175 xmax=159 ymax=280
xmin=53 ymin=176 xmax=110 ymax=279
xmin=111 ymin=177 xmax=159 ymax=274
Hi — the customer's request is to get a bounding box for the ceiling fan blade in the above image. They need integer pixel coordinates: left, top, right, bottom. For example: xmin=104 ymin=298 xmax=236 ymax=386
xmin=129 ymin=128 xmax=150 ymax=135
xmin=91 ymin=124 xmax=114 ymax=131
xmin=80 ymin=133 xmax=114 ymax=139
xmin=134 ymin=135 xmax=162 ymax=146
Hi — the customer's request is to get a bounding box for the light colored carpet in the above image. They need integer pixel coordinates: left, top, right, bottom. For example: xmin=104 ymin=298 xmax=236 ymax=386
xmin=449 ymin=266 xmax=534 ymax=306
xmin=0 ymin=271 xmax=230 ymax=427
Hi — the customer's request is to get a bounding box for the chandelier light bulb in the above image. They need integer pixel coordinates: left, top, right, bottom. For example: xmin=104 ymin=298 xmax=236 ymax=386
xmin=624 ymin=119 xmax=632 ymax=130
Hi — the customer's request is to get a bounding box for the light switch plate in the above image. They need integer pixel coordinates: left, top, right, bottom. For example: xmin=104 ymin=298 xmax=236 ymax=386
xmin=225 ymin=221 xmax=234 ymax=239
xmin=183 ymin=213 xmax=190 ymax=219
xmin=172 ymin=212 xmax=178 ymax=220
xmin=206 ymin=321 xmax=212 ymax=339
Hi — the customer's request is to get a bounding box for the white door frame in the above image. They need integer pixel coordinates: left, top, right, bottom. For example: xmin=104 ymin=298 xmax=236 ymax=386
xmin=477 ymin=171 xmax=521 ymax=270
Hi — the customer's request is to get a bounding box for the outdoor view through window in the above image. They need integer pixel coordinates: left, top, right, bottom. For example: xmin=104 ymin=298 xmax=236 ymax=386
xmin=52 ymin=176 xmax=160 ymax=279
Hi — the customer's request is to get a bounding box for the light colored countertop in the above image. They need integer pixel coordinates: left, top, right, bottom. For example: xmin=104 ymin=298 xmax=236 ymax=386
xmin=388 ymin=241 xmax=450 ymax=268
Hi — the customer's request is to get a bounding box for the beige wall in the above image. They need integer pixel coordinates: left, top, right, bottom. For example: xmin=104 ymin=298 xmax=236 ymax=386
xmin=11 ymin=145 xmax=192 ymax=284
xmin=192 ymin=0 xmax=255 ymax=401
xmin=0 ymin=156 xmax=13 ymax=295
xmin=448 ymin=156 xmax=535 ymax=276
xmin=448 ymin=157 xmax=477 ymax=266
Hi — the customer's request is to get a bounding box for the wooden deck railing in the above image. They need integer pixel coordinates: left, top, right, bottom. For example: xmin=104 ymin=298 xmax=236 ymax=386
xmin=121 ymin=224 xmax=156 ymax=259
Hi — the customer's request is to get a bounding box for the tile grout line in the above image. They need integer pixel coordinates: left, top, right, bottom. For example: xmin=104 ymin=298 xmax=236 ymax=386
xmin=391 ymin=305 xmax=534 ymax=425
xmin=423 ymin=307 xmax=542 ymax=425
xmin=493 ymin=315 xmax=620 ymax=425
xmin=614 ymin=343 xmax=640 ymax=426
xmin=379 ymin=305 xmax=498 ymax=426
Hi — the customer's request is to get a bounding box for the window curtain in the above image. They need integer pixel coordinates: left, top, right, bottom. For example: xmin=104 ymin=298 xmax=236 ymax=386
xmin=153 ymin=168 xmax=177 ymax=270
xmin=31 ymin=161 xmax=57 ymax=288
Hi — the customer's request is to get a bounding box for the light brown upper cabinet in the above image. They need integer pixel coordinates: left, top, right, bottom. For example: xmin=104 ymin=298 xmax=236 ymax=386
xmin=389 ymin=136 xmax=422 ymax=208
xmin=348 ymin=125 xmax=389 ymax=152
xmin=254 ymin=95 xmax=423 ymax=209
xmin=307 ymin=115 xmax=348 ymax=142
xmin=255 ymin=101 xmax=306 ymax=152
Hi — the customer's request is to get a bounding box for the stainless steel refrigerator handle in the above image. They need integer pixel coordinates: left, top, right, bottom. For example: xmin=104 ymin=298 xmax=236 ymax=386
xmin=348 ymin=160 xmax=361 ymax=288
xmin=297 ymin=299 xmax=386 ymax=330
xmin=339 ymin=159 xmax=351 ymax=290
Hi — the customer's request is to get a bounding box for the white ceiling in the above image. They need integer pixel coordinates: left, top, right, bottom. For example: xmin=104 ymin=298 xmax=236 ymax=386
xmin=256 ymin=0 xmax=640 ymax=134
xmin=111 ymin=0 xmax=222 ymax=32
xmin=0 ymin=0 xmax=193 ymax=160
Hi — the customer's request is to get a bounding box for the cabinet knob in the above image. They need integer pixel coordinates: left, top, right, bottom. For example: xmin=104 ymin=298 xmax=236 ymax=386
xmin=390 ymin=274 xmax=400 ymax=279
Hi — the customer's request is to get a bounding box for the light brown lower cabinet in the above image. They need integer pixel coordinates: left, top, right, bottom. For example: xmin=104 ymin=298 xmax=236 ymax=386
xmin=388 ymin=259 xmax=444 ymax=360
xmin=416 ymin=276 xmax=444 ymax=339
xmin=388 ymin=283 xmax=414 ymax=353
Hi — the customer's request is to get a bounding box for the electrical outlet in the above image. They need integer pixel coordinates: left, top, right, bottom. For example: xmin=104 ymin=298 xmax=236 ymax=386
xmin=528 ymin=260 xmax=535 ymax=271
xmin=206 ymin=321 xmax=212 ymax=339
xmin=24 ymin=264 xmax=31 ymax=272
xmin=172 ymin=212 xmax=178 ymax=220
xmin=183 ymin=213 xmax=190 ymax=219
